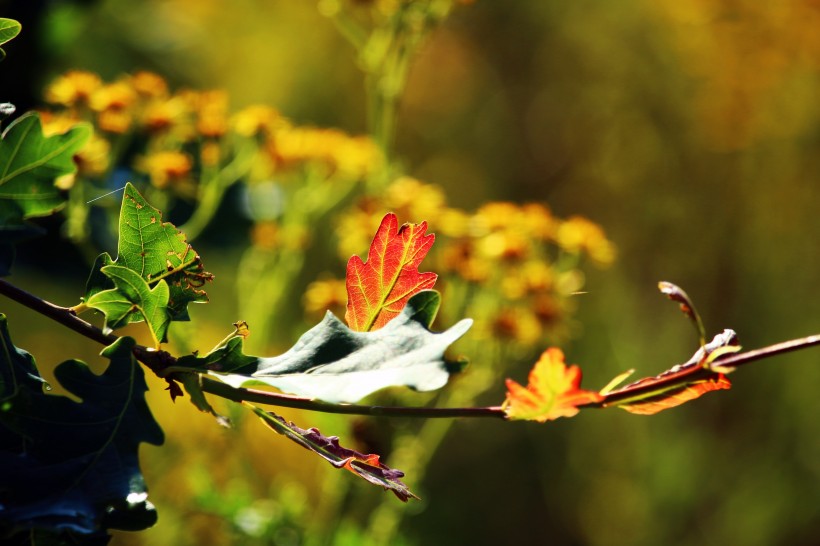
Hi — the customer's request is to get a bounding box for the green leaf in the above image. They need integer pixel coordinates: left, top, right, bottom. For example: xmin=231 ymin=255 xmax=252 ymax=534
xmin=0 ymin=18 xmax=21 ymax=60
xmin=210 ymin=291 xmax=472 ymax=403
xmin=86 ymin=265 xmax=171 ymax=346
xmin=85 ymin=183 xmax=213 ymax=321
xmin=0 ymin=19 xmax=21 ymax=47
xmin=0 ymin=112 xmax=90 ymax=222
xmin=176 ymin=335 xmax=258 ymax=373
xmin=0 ymin=316 xmax=164 ymax=541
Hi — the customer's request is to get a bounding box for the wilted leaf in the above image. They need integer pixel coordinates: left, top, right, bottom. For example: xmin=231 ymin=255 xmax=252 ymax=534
xmin=504 ymin=348 xmax=603 ymax=422
xmin=615 ymin=375 xmax=732 ymax=415
xmin=0 ymin=316 xmax=164 ymax=542
xmin=345 ymin=213 xmax=437 ymax=331
xmin=658 ymin=281 xmax=706 ymax=346
xmin=210 ymin=291 xmax=472 ymax=403
xmin=85 ymin=265 xmax=171 ymax=347
xmin=253 ymin=407 xmax=417 ymax=501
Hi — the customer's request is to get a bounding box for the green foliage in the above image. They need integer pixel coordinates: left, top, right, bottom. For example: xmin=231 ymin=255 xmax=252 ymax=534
xmin=0 ymin=112 xmax=90 ymax=273
xmin=86 ymin=265 xmax=172 ymax=346
xmin=0 ymin=18 xmax=21 ymax=61
xmin=0 ymin=316 xmax=163 ymax=543
xmin=81 ymin=183 xmax=214 ymax=346
xmin=208 ymin=291 xmax=471 ymax=403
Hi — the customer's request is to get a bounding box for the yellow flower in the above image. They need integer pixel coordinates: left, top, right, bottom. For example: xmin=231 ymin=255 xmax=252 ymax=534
xmin=196 ymin=90 xmax=229 ymax=138
xmin=489 ymin=307 xmax=542 ymax=345
xmin=270 ymin=127 xmax=381 ymax=178
xmin=231 ymin=105 xmax=285 ymax=137
xmin=141 ymin=97 xmax=191 ymax=133
xmin=90 ymin=81 xmax=137 ymax=112
xmin=555 ymin=216 xmax=616 ymax=265
xmin=75 ymin=134 xmax=110 ymax=177
xmin=38 ymin=111 xmax=82 ymax=136
xmin=130 ymin=71 xmax=169 ymax=99
xmin=138 ymin=151 xmax=193 ymax=189
xmin=44 ymin=71 xmax=101 ymax=107
xmin=384 ymin=177 xmax=447 ymax=224
xmin=303 ymin=277 xmax=347 ymax=317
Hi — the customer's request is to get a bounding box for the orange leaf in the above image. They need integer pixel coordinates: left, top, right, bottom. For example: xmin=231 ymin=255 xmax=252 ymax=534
xmin=616 ymin=374 xmax=731 ymax=415
xmin=503 ymin=348 xmax=603 ymax=422
xmin=345 ymin=213 xmax=437 ymax=331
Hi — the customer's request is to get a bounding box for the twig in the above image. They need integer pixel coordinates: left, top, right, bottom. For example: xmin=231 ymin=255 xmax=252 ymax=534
xmin=1 ymin=277 xmax=818 ymax=418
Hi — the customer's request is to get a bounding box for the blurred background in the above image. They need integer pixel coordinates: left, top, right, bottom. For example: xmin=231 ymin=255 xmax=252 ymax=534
xmin=1 ymin=0 xmax=819 ymax=545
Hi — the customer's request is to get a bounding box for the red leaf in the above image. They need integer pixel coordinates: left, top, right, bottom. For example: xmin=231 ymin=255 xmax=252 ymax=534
xmin=345 ymin=213 xmax=437 ymax=331
xmin=616 ymin=374 xmax=731 ymax=415
xmin=503 ymin=348 xmax=603 ymax=422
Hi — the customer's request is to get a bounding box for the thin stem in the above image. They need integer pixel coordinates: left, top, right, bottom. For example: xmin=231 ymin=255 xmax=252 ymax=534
xmin=200 ymin=377 xmax=505 ymax=419
xmin=1 ymin=277 xmax=818 ymax=419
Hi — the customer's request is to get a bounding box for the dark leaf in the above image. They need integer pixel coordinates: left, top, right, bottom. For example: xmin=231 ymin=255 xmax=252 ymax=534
xmin=0 ymin=315 xmax=164 ymax=540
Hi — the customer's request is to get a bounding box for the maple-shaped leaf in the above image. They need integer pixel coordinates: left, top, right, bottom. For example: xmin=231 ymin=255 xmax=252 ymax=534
xmin=85 ymin=265 xmax=171 ymax=347
xmin=205 ymin=291 xmax=471 ymax=403
xmin=345 ymin=213 xmax=437 ymax=332
xmin=252 ymin=407 xmax=417 ymax=501
xmin=504 ymin=348 xmax=603 ymax=422
xmin=0 ymin=316 xmax=164 ymax=542
xmin=615 ymin=375 xmax=732 ymax=415
xmin=82 ymin=182 xmax=213 ymax=337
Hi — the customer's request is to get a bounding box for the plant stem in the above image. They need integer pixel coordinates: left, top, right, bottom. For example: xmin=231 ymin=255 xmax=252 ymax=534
xmin=1 ymin=277 xmax=818 ymax=418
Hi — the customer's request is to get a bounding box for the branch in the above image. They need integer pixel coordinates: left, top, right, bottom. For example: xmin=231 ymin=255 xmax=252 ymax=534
xmin=1 ymin=277 xmax=817 ymax=419
xmin=0 ymin=277 xmax=505 ymax=419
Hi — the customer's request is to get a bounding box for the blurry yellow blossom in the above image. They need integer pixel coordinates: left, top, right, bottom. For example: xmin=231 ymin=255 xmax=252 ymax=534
xmin=303 ymin=277 xmax=347 ymax=317
xmin=472 ymin=202 xmax=521 ymax=233
xmin=138 ymin=151 xmax=193 ymax=189
xmin=195 ymin=90 xmax=230 ymax=138
xmin=44 ymin=71 xmax=101 ymax=107
xmin=232 ymin=105 xmax=286 ymax=137
xmin=384 ymin=177 xmax=448 ymax=223
xmin=38 ymin=111 xmax=82 ymax=136
xmin=90 ymin=81 xmax=137 ymax=112
xmin=555 ymin=216 xmax=616 ymax=265
xmin=520 ymin=203 xmax=557 ymax=240
xmin=477 ymin=229 xmax=530 ymax=262
xmin=141 ymin=97 xmax=191 ymax=134
xmin=75 ymin=134 xmax=111 ymax=177
xmin=488 ymin=307 xmax=542 ymax=345
xmin=130 ymin=71 xmax=169 ymax=99
xmin=270 ymin=127 xmax=382 ymax=178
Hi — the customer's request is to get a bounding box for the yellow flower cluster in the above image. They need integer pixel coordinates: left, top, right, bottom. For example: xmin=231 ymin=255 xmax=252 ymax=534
xmin=318 ymin=177 xmax=615 ymax=348
xmin=40 ymin=70 xmax=382 ymax=193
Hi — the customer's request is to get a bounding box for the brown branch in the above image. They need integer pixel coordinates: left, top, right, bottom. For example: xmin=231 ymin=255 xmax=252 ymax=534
xmin=1 ymin=277 xmax=818 ymax=419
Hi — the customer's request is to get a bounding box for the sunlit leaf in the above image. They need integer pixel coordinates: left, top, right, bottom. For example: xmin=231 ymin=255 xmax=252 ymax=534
xmin=82 ymin=183 xmax=214 ymax=336
xmin=207 ymin=291 xmax=471 ymax=403
xmin=345 ymin=213 xmax=437 ymax=331
xmin=253 ymin=407 xmax=417 ymax=501
xmin=503 ymin=348 xmax=603 ymax=422
xmin=615 ymin=375 xmax=732 ymax=415
xmin=0 ymin=18 xmax=21 ymax=60
xmin=0 ymin=316 xmax=163 ymax=542
xmin=0 ymin=112 xmax=90 ymax=273
xmin=85 ymin=265 xmax=171 ymax=347
xmin=603 ymin=329 xmax=740 ymax=415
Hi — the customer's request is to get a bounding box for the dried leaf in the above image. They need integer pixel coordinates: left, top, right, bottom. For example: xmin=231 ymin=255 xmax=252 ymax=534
xmin=253 ymin=407 xmax=417 ymax=501
xmin=504 ymin=348 xmax=603 ymax=422
xmin=345 ymin=213 xmax=437 ymax=332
